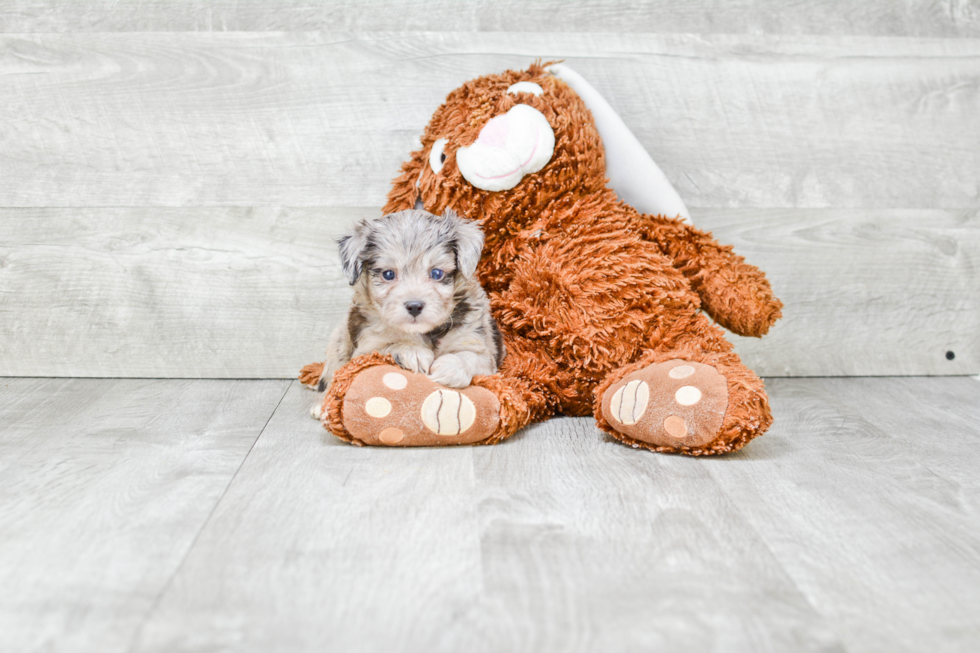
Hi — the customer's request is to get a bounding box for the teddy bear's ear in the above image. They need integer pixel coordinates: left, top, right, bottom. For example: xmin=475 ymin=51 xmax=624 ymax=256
xmin=337 ymin=219 xmax=373 ymax=285
xmin=442 ymin=209 xmax=484 ymax=278
xmin=547 ymin=64 xmax=691 ymax=223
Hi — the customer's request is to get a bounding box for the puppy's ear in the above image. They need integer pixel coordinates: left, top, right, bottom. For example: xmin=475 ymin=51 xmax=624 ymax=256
xmin=443 ymin=209 xmax=484 ymax=278
xmin=337 ymin=219 xmax=372 ymax=285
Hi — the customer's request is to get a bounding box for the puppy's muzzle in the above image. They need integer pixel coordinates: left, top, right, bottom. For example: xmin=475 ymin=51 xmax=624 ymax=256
xmin=405 ymin=301 xmax=425 ymax=318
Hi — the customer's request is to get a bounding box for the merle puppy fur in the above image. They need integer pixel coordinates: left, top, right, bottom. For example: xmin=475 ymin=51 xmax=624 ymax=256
xmin=312 ymin=209 xmax=504 ymax=416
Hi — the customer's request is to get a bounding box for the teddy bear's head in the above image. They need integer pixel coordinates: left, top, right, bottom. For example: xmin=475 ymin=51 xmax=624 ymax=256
xmin=385 ymin=62 xmax=609 ymax=238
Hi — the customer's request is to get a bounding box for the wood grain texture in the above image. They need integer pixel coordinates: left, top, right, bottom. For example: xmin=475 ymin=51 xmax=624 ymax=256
xmin=1 ymin=32 xmax=978 ymax=209
xmin=2 ymin=1 xmax=979 ymax=37
xmin=0 ymin=377 xmax=290 ymax=653
xmin=131 ymin=381 xmax=489 ymax=653
xmin=701 ymin=208 xmax=980 ymax=376
xmin=3 ymin=207 xmax=976 ymax=378
xmin=831 ymin=376 xmax=980 ymax=494
xmin=0 ymin=207 xmax=372 ymax=377
xmin=452 ymin=418 xmax=840 ymax=653
xmin=705 ymin=376 xmax=980 ymax=653
xmin=123 ymin=377 xmax=980 ymax=652
xmin=130 ymin=381 xmax=840 ymax=653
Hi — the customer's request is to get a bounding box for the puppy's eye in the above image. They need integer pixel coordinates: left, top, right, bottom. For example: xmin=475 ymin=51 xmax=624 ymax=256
xmin=429 ymin=138 xmax=448 ymax=174
xmin=382 ymin=269 xmax=396 ymax=281
xmin=430 ymin=268 xmax=445 ymax=281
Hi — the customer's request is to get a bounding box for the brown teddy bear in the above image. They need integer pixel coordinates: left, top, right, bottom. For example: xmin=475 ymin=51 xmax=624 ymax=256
xmin=301 ymin=62 xmax=782 ymax=455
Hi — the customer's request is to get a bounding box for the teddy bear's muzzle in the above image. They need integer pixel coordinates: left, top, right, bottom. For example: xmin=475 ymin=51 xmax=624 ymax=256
xmin=456 ymin=104 xmax=555 ymax=192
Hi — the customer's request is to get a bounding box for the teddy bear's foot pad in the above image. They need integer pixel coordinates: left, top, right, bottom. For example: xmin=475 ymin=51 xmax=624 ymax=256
xmin=339 ymin=365 xmax=500 ymax=446
xmin=601 ymin=359 xmax=728 ymax=448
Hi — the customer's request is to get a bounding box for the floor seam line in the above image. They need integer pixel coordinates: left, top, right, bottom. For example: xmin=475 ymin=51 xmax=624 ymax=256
xmin=699 ymin=459 xmax=852 ymax=653
xmin=124 ymin=379 xmax=293 ymax=653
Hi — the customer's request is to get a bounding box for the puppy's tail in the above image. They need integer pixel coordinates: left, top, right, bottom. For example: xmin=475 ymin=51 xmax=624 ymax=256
xmin=298 ymin=362 xmax=325 ymax=390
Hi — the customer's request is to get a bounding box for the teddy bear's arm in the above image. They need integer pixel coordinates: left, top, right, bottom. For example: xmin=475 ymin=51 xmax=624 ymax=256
xmin=641 ymin=216 xmax=783 ymax=337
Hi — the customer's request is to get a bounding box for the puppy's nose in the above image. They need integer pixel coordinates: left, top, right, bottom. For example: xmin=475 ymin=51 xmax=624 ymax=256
xmin=405 ymin=301 xmax=425 ymax=318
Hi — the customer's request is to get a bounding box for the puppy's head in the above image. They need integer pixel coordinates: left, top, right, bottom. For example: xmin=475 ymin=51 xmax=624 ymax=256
xmin=338 ymin=209 xmax=483 ymax=334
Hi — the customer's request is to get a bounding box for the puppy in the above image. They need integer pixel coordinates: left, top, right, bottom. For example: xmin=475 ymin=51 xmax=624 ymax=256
xmin=311 ymin=209 xmax=505 ymax=417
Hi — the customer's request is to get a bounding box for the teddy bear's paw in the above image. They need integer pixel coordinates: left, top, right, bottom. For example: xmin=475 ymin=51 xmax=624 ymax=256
xmin=601 ymin=359 xmax=728 ymax=449
xmin=298 ymin=362 xmax=324 ymax=389
xmin=337 ymin=365 xmax=501 ymax=446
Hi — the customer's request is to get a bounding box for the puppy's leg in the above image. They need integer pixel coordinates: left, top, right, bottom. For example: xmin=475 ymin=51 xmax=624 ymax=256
xmin=429 ymin=351 xmax=496 ymax=388
xmin=311 ymin=322 xmax=352 ymax=419
xmin=383 ymin=344 xmax=435 ymax=375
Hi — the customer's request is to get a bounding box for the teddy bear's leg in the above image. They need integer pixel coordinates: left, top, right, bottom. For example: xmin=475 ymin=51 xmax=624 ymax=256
xmin=594 ymin=321 xmax=772 ymax=455
xmin=318 ymin=345 xmax=554 ymax=447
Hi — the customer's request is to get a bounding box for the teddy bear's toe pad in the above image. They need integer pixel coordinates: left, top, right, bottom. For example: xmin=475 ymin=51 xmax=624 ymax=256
xmin=340 ymin=365 xmax=500 ymax=446
xmin=602 ymin=360 xmax=728 ymax=448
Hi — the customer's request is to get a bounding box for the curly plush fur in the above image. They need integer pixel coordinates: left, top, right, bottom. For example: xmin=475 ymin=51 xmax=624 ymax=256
xmin=306 ymin=62 xmax=782 ymax=454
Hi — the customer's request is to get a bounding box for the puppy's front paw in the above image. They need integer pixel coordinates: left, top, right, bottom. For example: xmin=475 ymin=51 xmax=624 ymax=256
xmin=310 ymin=400 xmax=325 ymax=420
xmin=428 ymin=353 xmax=474 ymax=388
xmin=391 ymin=347 xmax=435 ymax=375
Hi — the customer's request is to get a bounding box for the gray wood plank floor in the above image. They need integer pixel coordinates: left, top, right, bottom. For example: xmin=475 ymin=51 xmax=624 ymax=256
xmin=2 ymin=376 xmax=978 ymax=653
xmin=0 ymin=378 xmax=291 ymax=653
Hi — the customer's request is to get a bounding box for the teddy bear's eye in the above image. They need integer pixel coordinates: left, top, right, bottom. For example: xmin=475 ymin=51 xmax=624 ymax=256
xmin=429 ymin=138 xmax=448 ymax=174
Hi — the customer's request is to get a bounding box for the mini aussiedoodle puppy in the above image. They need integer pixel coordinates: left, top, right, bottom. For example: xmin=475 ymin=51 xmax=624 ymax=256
xmin=310 ymin=209 xmax=504 ymax=417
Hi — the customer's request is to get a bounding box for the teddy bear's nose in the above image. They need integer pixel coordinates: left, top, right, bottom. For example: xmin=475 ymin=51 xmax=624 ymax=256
xmin=456 ymin=104 xmax=555 ymax=192
xmin=477 ymin=115 xmax=510 ymax=149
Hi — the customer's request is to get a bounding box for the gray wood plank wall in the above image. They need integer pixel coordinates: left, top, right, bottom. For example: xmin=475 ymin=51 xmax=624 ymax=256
xmin=3 ymin=1 xmax=979 ymax=36
xmin=0 ymin=3 xmax=977 ymax=378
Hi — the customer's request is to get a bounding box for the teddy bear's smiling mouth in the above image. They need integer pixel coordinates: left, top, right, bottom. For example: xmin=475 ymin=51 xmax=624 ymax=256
xmin=456 ymin=104 xmax=555 ymax=191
